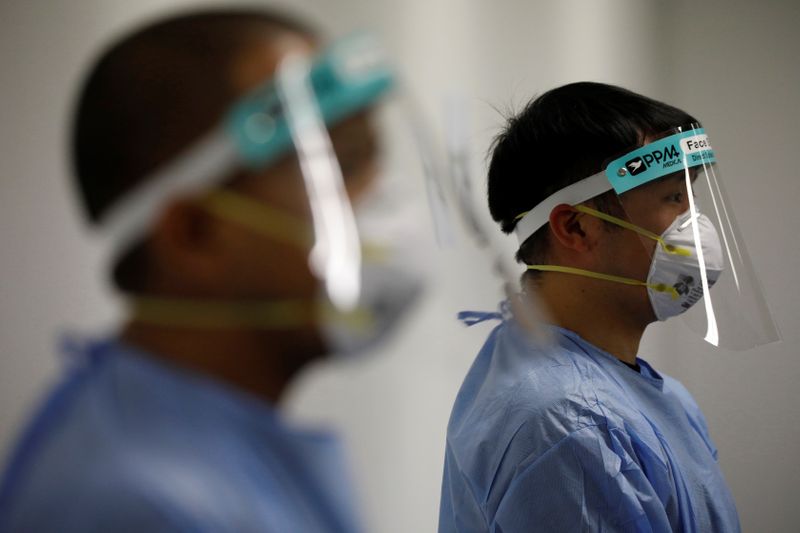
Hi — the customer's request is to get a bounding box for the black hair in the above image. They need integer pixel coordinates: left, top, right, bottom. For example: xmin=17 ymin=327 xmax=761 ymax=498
xmin=486 ymin=81 xmax=697 ymax=269
xmin=70 ymin=8 xmax=317 ymax=290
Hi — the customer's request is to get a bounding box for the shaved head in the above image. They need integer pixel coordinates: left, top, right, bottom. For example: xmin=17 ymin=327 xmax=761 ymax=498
xmin=72 ymin=9 xmax=317 ymax=223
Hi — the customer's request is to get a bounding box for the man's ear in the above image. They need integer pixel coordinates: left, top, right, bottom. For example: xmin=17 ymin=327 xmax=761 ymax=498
xmin=548 ymin=203 xmax=595 ymax=253
xmin=149 ymin=196 xmax=227 ymax=286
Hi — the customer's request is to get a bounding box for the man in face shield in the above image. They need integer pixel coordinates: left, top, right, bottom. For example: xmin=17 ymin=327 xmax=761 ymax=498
xmin=439 ymin=82 xmax=740 ymax=532
xmin=0 ymin=9 xmax=418 ymax=532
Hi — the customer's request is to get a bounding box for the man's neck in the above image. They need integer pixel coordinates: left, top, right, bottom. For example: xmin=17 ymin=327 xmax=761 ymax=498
xmin=530 ymin=275 xmax=647 ymax=364
xmin=120 ymin=321 xmax=320 ymax=404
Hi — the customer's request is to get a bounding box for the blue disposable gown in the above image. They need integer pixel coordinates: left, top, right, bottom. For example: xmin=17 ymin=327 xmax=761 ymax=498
xmin=0 ymin=338 xmax=363 ymax=533
xmin=439 ymin=315 xmax=740 ymax=533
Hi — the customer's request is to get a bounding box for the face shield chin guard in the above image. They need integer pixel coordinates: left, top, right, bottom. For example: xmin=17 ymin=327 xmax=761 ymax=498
xmin=91 ymin=32 xmax=437 ymax=354
xmin=514 ymin=123 xmax=780 ymax=351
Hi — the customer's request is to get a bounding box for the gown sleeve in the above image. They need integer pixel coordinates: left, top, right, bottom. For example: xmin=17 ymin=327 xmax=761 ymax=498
xmin=492 ymin=424 xmax=673 ymax=533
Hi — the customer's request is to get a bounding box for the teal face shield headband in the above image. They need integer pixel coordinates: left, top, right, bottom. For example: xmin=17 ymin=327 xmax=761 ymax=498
xmin=514 ymin=126 xmax=716 ymax=245
xmin=226 ymin=32 xmax=394 ymax=169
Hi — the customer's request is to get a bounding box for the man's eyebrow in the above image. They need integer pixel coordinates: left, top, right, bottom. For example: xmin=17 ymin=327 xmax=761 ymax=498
xmin=668 ymin=168 xmax=699 ymax=183
xmin=659 ymin=172 xmax=686 ymax=183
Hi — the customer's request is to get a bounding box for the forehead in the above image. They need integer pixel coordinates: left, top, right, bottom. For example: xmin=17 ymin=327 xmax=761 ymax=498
xmin=229 ymin=32 xmax=316 ymax=95
xmin=617 ymin=170 xmax=698 ymax=208
xmin=626 ymin=166 xmax=699 ymax=191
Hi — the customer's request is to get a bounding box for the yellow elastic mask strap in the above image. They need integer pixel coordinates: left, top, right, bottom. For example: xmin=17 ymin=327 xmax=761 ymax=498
xmin=130 ymin=296 xmax=376 ymax=331
xmin=361 ymin=241 xmax=391 ymax=263
xmin=526 ymin=264 xmax=680 ymax=300
xmin=320 ymin=303 xmax=376 ymax=334
xmin=199 ymin=190 xmax=312 ymax=249
xmin=573 ymin=205 xmax=691 ymax=257
xmin=201 ymin=190 xmax=391 ymax=264
xmin=130 ymin=297 xmax=316 ymax=329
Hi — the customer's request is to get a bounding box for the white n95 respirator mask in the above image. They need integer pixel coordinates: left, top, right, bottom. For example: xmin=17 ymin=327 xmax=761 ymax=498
xmin=321 ymin=179 xmax=429 ymax=357
xmin=645 ymin=209 xmax=724 ymax=321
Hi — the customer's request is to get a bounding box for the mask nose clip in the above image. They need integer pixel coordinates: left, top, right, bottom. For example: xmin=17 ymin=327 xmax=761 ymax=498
xmin=678 ymin=212 xmax=700 ymax=231
xmin=661 ymin=211 xmax=698 ymax=256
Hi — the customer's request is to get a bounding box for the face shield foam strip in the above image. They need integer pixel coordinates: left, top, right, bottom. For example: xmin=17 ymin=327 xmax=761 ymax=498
xmin=513 ymin=125 xmax=715 ymax=245
xmin=95 ymin=32 xmax=395 ymax=252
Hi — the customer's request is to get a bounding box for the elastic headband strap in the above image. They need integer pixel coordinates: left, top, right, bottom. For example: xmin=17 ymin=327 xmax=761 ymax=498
xmin=513 ymin=171 xmax=611 ymax=245
xmin=130 ymin=296 xmax=374 ymax=330
xmin=574 ymin=205 xmax=691 ymax=257
xmin=526 ymin=264 xmax=680 ymax=300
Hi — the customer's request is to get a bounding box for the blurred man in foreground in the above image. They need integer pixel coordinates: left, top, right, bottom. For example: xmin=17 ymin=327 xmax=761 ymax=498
xmin=0 ymin=8 xmax=424 ymax=532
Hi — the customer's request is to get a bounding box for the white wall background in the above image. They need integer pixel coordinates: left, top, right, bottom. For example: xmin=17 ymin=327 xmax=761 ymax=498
xmin=1 ymin=1 xmax=798 ymax=531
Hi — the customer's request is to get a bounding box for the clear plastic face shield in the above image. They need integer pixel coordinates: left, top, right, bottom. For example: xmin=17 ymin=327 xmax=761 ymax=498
xmin=515 ymin=123 xmax=780 ymax=350
xmin=93 ymin=32 xmax=435 ymax=356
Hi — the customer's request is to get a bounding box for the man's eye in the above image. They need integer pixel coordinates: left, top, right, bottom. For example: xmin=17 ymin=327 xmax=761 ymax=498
xmin=666 ymin=192 xmax=684 ymax=203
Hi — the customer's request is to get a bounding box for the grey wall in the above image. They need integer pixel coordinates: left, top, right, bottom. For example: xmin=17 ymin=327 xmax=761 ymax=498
xmin=1 ymin=1 xmax=797 ymax=531
xmin=644 ymin=2 xmax=800 ymax=530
